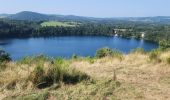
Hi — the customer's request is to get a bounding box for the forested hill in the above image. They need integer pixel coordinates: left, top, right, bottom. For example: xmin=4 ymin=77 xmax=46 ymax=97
xmin=1 ymin=11 xmax=170 ymax=24
xmin=0 ymin=11 xmax=170 ymax=48
xmin=3 ymin=11 xmax=99 ymax=22
xmin=8 ymin=11 xmax=49 ymax=21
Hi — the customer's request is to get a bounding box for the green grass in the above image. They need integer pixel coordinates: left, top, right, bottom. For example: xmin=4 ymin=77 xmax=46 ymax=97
xmin=41 ymin=21 xmax=79 ymax=27
xmin=28 ymin=57 xmax=90 ymax=89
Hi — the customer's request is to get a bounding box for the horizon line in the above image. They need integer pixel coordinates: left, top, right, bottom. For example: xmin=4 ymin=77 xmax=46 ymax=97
xmin=1 ymin=11 xmax=170 ymax=18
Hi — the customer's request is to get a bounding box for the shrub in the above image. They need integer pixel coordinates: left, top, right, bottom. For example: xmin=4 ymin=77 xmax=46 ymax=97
xmin=149 ymin=49 xmax=161 ymax=63
xmin=96 ymin=47 xmax=123 ymax=59
xmin=46 ymin=65 xmax=64 ymax=84
xmin=167 ymin=57 xmax=170 ymax=64
xmin=46 ymin=65 xmax=90 ymax=84
xmin=55 ymin=58 xmax=64 ymax=65
xmin=72 ymin=54 xmax=78 ymax=59
xmin=159 ymin=40 xmax=170 ymax=50
xmin=29 ymin=66 xmax=46 ymax=87
xmin=0 ymin=49 xmax=11 ymax=62
xmin=85 ymin=56 xmax=95 ymax=64
xmin=96 ymin=47 xmax=113 ymax=58
xmin=29 ymin=59 xmax=90 ymax=88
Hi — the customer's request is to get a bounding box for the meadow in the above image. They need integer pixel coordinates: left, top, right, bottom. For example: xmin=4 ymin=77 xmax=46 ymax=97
xmin=0 ymin=48 xmax=170 ymax=99
xmin=41 ymin=21 xmax=79 ymax=27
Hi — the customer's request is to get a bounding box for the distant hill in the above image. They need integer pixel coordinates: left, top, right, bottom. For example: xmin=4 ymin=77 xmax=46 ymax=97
xmin=0 ymin=11 xmax=170 ymax=24
xmin=0 ymin=14 xmax=11 ymax=18
xmin=122 ymin=16 xmax=170 ymax=24
xmin=8 ymin=11 xmax=49 ymax=21
xmin=6 ymin=11 xmax=94 ymax=21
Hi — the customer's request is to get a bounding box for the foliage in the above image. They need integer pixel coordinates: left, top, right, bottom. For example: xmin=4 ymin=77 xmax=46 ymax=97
xmin=149 ymin=49 xmax=161 ymax=62
xmin=96 ymin=47 xmax=114 ymax=58
xmin=159 ymin=40 xmax=170 ymax=50
xmin=0 ymin=49 xmax=11 ymax=62
xmin=166 ymin=57 xmax=170 ymax=64
xmin=85 ymin=56 xmax=96 ymax=64
xmin=96 ymin=47 xmax=123 ymax=59
xmin=29 ymin=58 xmax=90 ymax=88
xmin=72 ymin=54 xmax=78 ymax=59
xmin=29 ymin=66 xmax=46 ymax=87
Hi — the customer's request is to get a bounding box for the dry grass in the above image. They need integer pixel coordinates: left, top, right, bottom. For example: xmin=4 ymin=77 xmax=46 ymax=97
xmin=72 ymin=53 xmax=170 ymax=100
xmin=1 ymin=51 xmax=170 ymax=99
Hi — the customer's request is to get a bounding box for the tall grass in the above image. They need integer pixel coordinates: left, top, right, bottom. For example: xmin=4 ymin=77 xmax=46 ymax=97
xmin=29 ymin=57 xmax=90 ymax=89
xmin=96 ymin=47 xmax=123 ymax=60
xmin=131 ymin=48 xmax=145 ymax=54
xmin=0 ymin=62 xmax=7 ymax=71
xmin=17 ymin=55 xmax=50 ymax=65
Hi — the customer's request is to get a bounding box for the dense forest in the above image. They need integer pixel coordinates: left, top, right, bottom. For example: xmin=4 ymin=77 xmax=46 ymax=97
xmin=0 ymin=17 xmax=170 ymax=48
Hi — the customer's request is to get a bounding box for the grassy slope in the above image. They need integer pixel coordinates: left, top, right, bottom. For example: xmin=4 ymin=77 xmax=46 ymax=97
xmin=41 ymin=21 xmax=78 ymax=27
xmin=1 ymin=50 xmax=170 ymax=100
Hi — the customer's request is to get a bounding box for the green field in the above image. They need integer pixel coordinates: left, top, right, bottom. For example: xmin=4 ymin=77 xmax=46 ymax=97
xmin=41 ymin=21 xmax=79 ymax=27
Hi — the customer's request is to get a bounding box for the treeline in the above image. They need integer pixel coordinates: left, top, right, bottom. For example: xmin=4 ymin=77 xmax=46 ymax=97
xmin=0 ymin=19 xmax=39 ymax=38
xmin=34 ymin=24 xmax=114 ymax=37
xmin=0 ymin=19 xmax=115 ymax=38
xmin=0 ymin=18 xmax=170 ymax=48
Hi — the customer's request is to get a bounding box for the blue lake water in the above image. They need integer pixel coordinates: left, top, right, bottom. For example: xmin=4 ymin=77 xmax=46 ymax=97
xmin=0 ymin=36 xmax=158 ymax=60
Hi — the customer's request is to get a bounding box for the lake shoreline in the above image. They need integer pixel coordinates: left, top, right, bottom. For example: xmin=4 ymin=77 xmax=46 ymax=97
xmin=0 ymin=36 xmax=158 ymax=60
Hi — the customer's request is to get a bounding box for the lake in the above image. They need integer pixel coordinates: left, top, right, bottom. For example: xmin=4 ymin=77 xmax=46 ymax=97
xmin=0 ymin=36 xmax=158 ymax=60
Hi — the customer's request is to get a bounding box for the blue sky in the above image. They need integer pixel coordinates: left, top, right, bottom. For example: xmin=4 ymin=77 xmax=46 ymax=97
xmin=0 ymin=0 xmax=170 ymax=17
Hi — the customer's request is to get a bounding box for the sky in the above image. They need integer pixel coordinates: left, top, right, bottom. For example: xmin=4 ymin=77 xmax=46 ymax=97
xmin=0 ymin=0 xmax=170 ymax=17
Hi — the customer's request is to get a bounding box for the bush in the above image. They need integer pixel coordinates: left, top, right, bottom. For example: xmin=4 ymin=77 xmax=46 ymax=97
xmin=54 ymin=58 xmax=64 ymax=65
xmin=46 ymin=64 xmax=64 ymax=84
xmin=96 ymin=47 xmax=113 ymax=58
xmin=29 ymin=59 xmax=90 ymax=88
xmin=159 ymin=40 xmax=170 ymax=50
xmin=72 ymin=54 xmax=78 ymax=59
xmin=96 ymin=47 xmax=123 ymax=60
xmin=149 ymin=49 xmax=161 ymax=63
xmin=29 ymin=66 xmax=46 ymax=87
xmin=46 ymin=65 xmax=90 ymax=84
xmin=0 ymin=49 xmax=11 ymax=62
xmin=86 ymin=56 xmax=95 ymax=64
xmin=167 ymin=57 xmax=170 ymax=64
